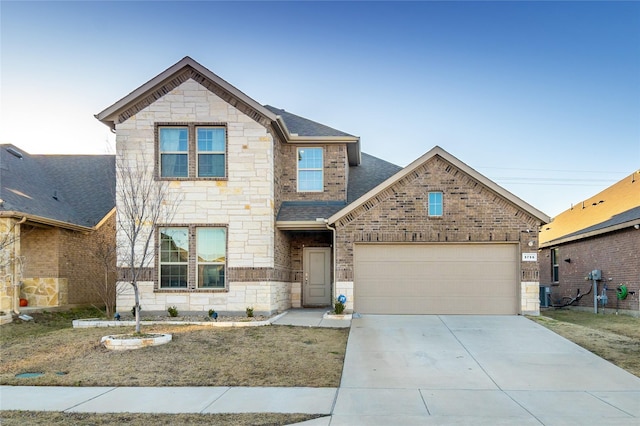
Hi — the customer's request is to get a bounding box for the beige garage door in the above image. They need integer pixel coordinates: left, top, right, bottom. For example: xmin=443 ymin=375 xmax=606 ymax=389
xmin=354 ymin=243 xmax=518 ymax=315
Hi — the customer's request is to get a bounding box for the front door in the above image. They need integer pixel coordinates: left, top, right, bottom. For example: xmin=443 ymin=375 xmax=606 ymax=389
xmin=303 ymin=247 xmax=331 ymax=306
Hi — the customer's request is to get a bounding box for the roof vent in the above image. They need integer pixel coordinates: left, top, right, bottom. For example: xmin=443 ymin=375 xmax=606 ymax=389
xmin=6 ymin=147 xmax=23 ymax=159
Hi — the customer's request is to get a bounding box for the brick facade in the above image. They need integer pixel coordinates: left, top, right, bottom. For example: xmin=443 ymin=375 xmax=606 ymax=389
xmin=539 ymin=227 xmax=640 ymax=314
xmin=278 ymin=143 xmax=348 ymax=202
xmin=334 ymin=155 xmax=542 ymax=314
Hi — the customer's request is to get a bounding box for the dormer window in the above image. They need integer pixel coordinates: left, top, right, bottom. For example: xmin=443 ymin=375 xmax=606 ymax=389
xmin=297 ymin=147 xmax=323 ymax=192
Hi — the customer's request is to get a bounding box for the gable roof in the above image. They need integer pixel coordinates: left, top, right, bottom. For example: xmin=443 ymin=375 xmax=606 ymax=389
xmin=0 ymin=144 xmax=115 ymax=231
xmin=539 ymin=171 xmax=640 ymax=247
xmin=96 ymin=56 xmax=361 ymax=165
xmin=328 ymin=146 xmax=551 ymax=225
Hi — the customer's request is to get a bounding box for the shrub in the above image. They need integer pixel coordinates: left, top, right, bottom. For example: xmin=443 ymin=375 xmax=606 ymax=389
xmin=334 ymin=300 xmax=345 ymax=315
xmin=167 ymin=306 xmax=178 ymax=317
xmin=246 ymin=306 xmax=254 ymax=318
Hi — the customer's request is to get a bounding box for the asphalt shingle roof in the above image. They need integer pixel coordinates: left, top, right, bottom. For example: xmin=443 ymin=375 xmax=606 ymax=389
xmin=540 ymin=171 xmax=640 ymax=245
xmin=276 ymin=152 xmax=402 ymax=222
xmin=263 ymin=105 xmax=355 ymax=138
xmin=347 ymin=152 xmax=403 ymax=203
xmin=0 ymin=144 xmax=115 ymax=228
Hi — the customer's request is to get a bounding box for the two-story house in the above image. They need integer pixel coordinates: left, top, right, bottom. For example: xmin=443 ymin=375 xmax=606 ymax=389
xmin=96 ymin=57 xmax=549 ymax=316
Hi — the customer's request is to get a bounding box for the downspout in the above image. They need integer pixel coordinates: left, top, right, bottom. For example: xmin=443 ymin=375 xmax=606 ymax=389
xmin=12 ymin=217 xmax=27 ymax=314
xmin=324 ymin=220 xmax=337 ymax=305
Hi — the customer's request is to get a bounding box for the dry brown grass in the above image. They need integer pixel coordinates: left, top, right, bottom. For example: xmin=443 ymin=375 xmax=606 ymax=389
xmin=0 ymin=411 xmax=324 ymax=426
xmin=530 ymin=309 xmax=640 ymax=378
xmin=0 ymin=318 xmax=348 ymax=387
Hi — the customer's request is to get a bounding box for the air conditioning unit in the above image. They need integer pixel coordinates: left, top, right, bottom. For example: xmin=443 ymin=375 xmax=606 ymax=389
xmin=539 ymin=286 xmax=551 ymax=308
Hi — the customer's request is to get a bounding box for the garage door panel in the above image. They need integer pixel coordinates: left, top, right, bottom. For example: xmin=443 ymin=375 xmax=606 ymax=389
xmin=354 ymin=244 xmax=518 ymax=315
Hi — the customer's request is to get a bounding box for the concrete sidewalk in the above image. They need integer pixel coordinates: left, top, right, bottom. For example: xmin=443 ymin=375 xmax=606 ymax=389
xmin=0 ymin=386 xmax=337 ymax=416
xmin=2 ymin=312 xmax=640 ymax=426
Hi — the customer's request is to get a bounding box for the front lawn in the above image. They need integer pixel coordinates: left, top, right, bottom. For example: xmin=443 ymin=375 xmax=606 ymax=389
xmin=530 ymin=309 xmax=640 ymax=378
xmin=0 ymin=309 xmax=348 ymax=387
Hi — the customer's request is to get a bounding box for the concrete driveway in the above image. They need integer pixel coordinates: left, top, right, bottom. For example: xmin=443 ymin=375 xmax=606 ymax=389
xmin=331 ymin=315 xmax=640 ymax=425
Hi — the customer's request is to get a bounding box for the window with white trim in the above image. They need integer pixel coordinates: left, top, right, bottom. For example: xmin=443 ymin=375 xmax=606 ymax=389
xmin=297 ymin=147 xmax=323 ymax=192
xmin=428 ymin=191 xmax=443 ymax=216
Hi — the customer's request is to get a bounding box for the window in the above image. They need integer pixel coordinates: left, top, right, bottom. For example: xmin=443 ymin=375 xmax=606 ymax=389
xmin=197 ymin=228 xmax=226 ymax=288
xmin=157 ymin=124 xmax=226 ymax=179
xmin=197 ymin=127 xmax=225 ymax=177
xmin=428 ymin=191 xmax=443 ymax=216
xmin=159 ymin=227 xmax=189 ymax=288
xmin=159 ymin=128 xmax=188 ymax=178
xmin=551 ymin=248 xmax=559 ymax=282
xmin=158 ymin=226 xmax=227 ymax=289
xmin=297 ymin=147 xmax=323 ymax=192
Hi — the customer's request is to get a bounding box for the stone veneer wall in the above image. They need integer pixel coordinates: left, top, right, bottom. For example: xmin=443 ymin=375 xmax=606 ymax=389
xmin=333 ymin=156 xmax=543 ymax=315
xmin=20 ymin=278 xmax=68 ymax=307
xmin=114 ymin=78 xmax=287 ymax=313
xmin=116 ymin=280 xmax=291 ymax=315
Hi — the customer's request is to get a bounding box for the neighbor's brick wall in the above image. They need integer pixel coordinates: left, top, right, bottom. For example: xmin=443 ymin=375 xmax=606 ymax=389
xmin=20 ymin=215 xmax=116 ymax=307
xmin=333 ymin=155 xmax=543 ymax=313
xmin=278 ymin=144 xmax=348 ymax=202
xmin=540 ymin=227 xmax=640 ymax=312
xmin=21 ymin=226 xmax=60 ymax=279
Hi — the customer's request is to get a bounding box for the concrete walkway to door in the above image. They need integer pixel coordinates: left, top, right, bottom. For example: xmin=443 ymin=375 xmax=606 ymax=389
xmin=331 ymin=315 xmax=640 ymax=425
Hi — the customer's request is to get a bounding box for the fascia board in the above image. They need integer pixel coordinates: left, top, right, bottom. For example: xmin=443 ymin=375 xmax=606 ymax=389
xmin=539 ymin=219 xmax=640 ymax=248
xmin=275 ymin=221 xmax=328 ymax=231
xmin=0 ymin=211 xmax=94 ymax=233
xmin=329 ymin=145 xmax=551 ymax=225
xmin=95 ymin=56 xmax=277 ymax=128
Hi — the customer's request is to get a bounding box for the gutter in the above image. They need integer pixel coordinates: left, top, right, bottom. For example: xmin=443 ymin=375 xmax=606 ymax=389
xmin=0 ymin=211 xmax=95 ymax=233
xmin=325 ymin=220 xmax=338 ymax=306
xmin=12 ymin=217 xmax=26 ymax=314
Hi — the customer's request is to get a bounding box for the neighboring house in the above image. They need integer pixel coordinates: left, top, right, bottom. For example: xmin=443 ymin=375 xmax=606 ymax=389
xmin=96 ymin=57 xmax=549 ymax=316
xmin=539 ymin=171 xmax=640 ymax=315
xmin=0 ymin=144 xmax=115 ymax=313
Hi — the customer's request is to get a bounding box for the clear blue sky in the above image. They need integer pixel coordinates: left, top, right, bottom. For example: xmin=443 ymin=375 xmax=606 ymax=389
xmin=1 ymin=1 xmax=639 ymax=217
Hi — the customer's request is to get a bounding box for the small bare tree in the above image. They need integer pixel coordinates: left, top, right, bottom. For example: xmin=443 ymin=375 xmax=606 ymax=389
xmin=116 ymin=153 xmax=181 ymax=333
xmin=86 ymin=216 xmax=119 ymax=318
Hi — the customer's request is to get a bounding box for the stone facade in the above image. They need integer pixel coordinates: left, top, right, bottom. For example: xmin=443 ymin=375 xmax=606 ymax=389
xmin=115 ymin=78 xmax=293 ymax=314
xmin=539 ymin=227 xmax=640 ymax=314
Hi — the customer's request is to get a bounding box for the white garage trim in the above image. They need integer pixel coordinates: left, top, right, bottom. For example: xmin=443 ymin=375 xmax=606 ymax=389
xmin=354 ymin=243 xmax=519 ymax=315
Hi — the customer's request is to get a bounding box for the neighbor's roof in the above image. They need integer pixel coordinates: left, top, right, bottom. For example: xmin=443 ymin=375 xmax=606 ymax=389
xmin=329 ymin=146 xmax=551 ymax=225
xmin=96 ymin=56 xmax=361 ymax=165
xmin=539 ymin=171 xmax=640 ymax=247
xmin=0 ymin=144 xmax=115 ymax=230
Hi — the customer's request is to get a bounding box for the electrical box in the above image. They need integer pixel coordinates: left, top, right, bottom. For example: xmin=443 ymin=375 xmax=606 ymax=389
xmin=591 ymin=269 xmax=602 ymax=281
xmin=539 ymin=286 xmax=551 ymax=308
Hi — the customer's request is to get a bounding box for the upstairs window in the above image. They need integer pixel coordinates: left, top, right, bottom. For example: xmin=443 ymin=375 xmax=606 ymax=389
xmin=297 ymin=147 xmax=323 ymax=192
xmin=159 ymin=128 xmax=188 ymax=178
xmin=157 ymin=124 xmax=227 ymax=179
xmin=197 ymin=127 xmax=226 ymax=177
xmin=428 ymin=191 xmax=443 ymax=217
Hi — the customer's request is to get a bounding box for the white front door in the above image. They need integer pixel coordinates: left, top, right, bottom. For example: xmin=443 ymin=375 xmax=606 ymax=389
xmin=303 ymin=247 xmax=331 ymax=306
